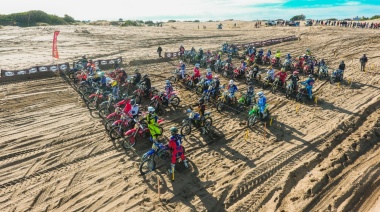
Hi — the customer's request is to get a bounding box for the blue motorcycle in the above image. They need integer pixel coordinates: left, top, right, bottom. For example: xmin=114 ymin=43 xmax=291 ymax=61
xmin=139 ymin=141 xmax=186 ymax=175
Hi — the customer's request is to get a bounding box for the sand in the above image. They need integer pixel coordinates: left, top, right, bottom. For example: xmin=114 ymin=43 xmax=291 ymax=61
xmin=0 ymin=22 xmax=379 ymax=212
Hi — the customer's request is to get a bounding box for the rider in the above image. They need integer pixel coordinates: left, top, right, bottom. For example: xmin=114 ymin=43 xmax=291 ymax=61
xmin=258 ymin=48 xmax=264 ymax=57
xmin=164 ymin=80 xmax=173 ymax=105
xmin=146 ymin=106 xmax=161 ymax=142
xmin=306 ymin=48 xmax=312 ymax=57
xmin=179 ymin=45 xmax=185 ymax=57
xmin=266 ymin=49 xmax=272 ymax=57
xmin=338 ymin=60 xmax=345 ymax=71
xmin=240 ymin=60 xmax=247 ymax=74
xmin=87 ymin=59 xmax=96 ymax=75
xmin=251 ymin=63 xmax=260 ymax=79
xmin=80 ymin=55 xmax=88 ymax=68
xmin=319 ymin=59 xmax=326 ymax=67
xmin=178 ymin=60 xmax=186 ymax=79
xmin=227 ymin=80 xmax=238 ymax=102
xmin=287 ymin=71 xmax=300 ymax=92
xmin=274 ymin=68 xmax=288 ymax=87
xmin=300 ymin=74 xmax=315 ymax=100
xmin=193 ymin=63 xmax=201 ymax=83
xmin=206 ymin=50 xmax=212 ymax=57
xmin=129 ymin=99 xmax=140 ymax=118
xmin=257 ymin=91 xmax=267 ymax=119
xmin=205 ymin=68 xmax=213 ymax=81
xmin=267 ymin=66 xmax=275 ymax=82
xmin=133 ymin=69 xmax=141 ymax=85
xmin=247 ymin=82 xmax=255 ymax=105
xmin=275 ymin=50 xmax=281 ymax=65
xmin=213 ymin=75 xmax=220 ymax=99
xmin=285 ymin=53 xmax=292 ymax=61
xmin=199 ymin=48 xmax=204 ymax=59
xmin=167 ymin=127 xmax=188 ymax=174
xmin=141 ymin=74 xmax=151 ymax=96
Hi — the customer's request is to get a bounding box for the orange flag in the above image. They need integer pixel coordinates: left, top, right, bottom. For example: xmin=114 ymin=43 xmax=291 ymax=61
xmin=52 ymin=31 xmax=60 ymax=59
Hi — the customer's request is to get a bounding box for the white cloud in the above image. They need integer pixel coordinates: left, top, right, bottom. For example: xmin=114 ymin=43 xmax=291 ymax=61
xmin=0 ymin=0 xmax=379 ymax=21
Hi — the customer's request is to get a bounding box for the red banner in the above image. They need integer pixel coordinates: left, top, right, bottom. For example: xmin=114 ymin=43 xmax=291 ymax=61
xmin=52 ymin=31 xmax=60 ymax=59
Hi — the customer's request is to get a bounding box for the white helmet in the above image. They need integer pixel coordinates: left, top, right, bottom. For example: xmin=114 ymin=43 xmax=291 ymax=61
xmin=195 ymin=63 xmax=200 ymax=68
xmin=165 ymin=80 xmax=170 ymax=84
xmin=206 ymin=68 xmax=211 ymax=73
xmin=229 ymin=80 xmax=234 ymax=85
xmin=257 ymin=91 xmax=264 ymax=97
xmin=180 ymin=60 xmax=183 ymax=64
xmin=148 ymin=106 xmax=155 ymax=113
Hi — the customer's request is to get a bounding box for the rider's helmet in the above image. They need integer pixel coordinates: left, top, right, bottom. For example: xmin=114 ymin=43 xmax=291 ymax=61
xmin=260 ymin=48 xmax=263 ymax=51
xmin=287 ymin=53 xmax=290 ymax=58
xmin=299 ymin=56 xmax=302 ymax=59
xmin=88 ymin=59 xmax=93 ymax=63
xmin=195 ymin=63 xmax=200 ymax=68
xmin=135 ymin=68 xmax=139 ymax=73
xmin=341 ymin=60 xmax=344 ymax=64
xmin=306 ymin=48 xmax=310 ymax=52
xmin=206 ymin=68 xmax=212 ymax=74
xmin=293 ymin=71 xmax=299 ymax=75
xmin=218 ymin=52 xmax=222 ymax=55
xmin=130 ymin=99 xmax=136 ymax=105
xmin=241 ymin=59 xmax=244 ymax=63
xmin=180 ymin=60 xmax=183 ymax=64
xmin=199 ymin=48 xmax=202 ymax=51
xmin=123 ymin=94 xmax=129 ymax=100
xmin=308 ymin=74 xmax=313 ymax=78
xmin=199 ymin=98 xmax=205 ymax=105
xmin=229 ymin=80 xmax=234 ymax=85
xmin=148 ymin=106 xmax=155 ymax=114
xmin=253 ymin=63 xmax=257 ymax=66
xmin=207 ymin=50 xmax=211 ymax=53
xmin=142 ymin=74 xmax=148 ymax=79
xmin=269 ymin=66 xmax=273 ymax=69
xmin=281 ymin=68 xmax=285 ymax=72
xmin=82 ymin=55 xmax=86 ymax=59
xmin=268 ymin=49 xmax=271 ymax=52
xmin=257 ymin=91 xmax=264 ymax=97
xmin=165 ymin=79 xmax=170 ymax=85
xmin=277 ymin=50 xmax=280 ymax=53
xmin=111 ymin=80 xmax=118 ymax=87
xmin=214 ymin=75 xmax=219 ymax=79
xmin=253 ymin=47 xmax=256 ymax=50
xmin=169 ymin=127 xmax=178 ymax=135
xmin=248 ymin=82 xmax=253 ymax=86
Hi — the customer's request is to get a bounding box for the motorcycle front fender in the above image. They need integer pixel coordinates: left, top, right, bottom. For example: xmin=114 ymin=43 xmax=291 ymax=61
xmin=125 ymin=128 xmax=137 ymax=136
xmin=182 ymin=118 xmax=191 ymax=125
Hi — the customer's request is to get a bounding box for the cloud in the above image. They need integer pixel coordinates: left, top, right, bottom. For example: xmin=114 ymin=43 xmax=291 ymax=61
xmin=0 ymin=0 xmax=379 ymax=21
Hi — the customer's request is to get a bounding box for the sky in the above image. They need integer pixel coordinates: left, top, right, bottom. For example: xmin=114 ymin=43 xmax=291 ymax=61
xmin=1 ymin=0 xmax=379 ymax=21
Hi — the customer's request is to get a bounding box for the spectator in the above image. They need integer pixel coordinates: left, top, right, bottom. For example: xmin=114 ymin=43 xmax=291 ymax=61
xmin=360 ymin=54 xmax=368 ymax=72
xmin=157 ymin=46 xmax=163 ymax=58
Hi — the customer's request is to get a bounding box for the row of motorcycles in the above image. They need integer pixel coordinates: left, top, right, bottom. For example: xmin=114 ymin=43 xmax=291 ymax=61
xmin=67 ymin=66 xmax=214 ymax=176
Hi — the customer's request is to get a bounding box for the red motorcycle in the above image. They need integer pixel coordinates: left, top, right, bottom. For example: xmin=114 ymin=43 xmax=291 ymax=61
xmin=262 ymin=55 xmax=271 ymax=65
xmin=271 ymin=57 xmax=281 ymax=68
xmin=86 ymin=89 xmax=109 ymax=110
xmin=104 ymin=107 xmax=122 ymax=132
xmin=122 ymin=118 xmax=164 ymax=148
xmin=132 ymin=84 xmax=159 ymax=104
xmin=149 ymin=91 xmax=180 ymax=111
xmin=108 ymin=113 xmax=134 ymax=140
xmin=233 ymin=67 xmax=246 ymax=79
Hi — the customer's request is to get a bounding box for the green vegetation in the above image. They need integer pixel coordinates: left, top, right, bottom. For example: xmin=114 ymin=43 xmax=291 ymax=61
xmin=0 ymin=10 xmax=75 ymax=27
xmin=370 ymin=15 xmax=380 ymax=20
xmin=290 ymin=14 xmax=306 ymax=21
xmin=121 ymin=20 xmax=141 ymax=26
xmin=168 ymin=20 xmax=176 ymax=22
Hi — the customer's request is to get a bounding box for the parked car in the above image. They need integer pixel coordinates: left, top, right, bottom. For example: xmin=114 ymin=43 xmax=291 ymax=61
xmin=287 ymin=21 xmax=297 ymax=26
xmin=265 ymin=20 xmax=277 ymax=26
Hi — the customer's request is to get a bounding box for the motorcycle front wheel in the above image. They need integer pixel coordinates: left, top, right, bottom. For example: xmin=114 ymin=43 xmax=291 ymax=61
xmin=139 ymin=158 xmax=156 ymax=175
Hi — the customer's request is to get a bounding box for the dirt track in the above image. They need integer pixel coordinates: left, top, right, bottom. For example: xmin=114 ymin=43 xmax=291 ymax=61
xmin=0 ymin=22 xmax=380 ymax=211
